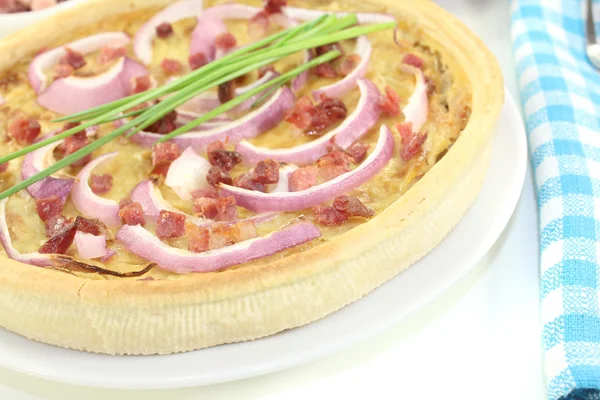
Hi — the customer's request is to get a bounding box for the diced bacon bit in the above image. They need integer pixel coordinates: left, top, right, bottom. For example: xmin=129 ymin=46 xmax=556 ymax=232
xmin=402 ymin=53 xmax=424 ymax=70
xmin=378 ymin=86 xmax=401 ymax=117
xmin=191 ymin=186 xmax=219 ymax=199
xmin=208 ymin=148 xmax=242 ymax=172
xmin=118 ymin=201 xmax=146 ymax=226
xmin=317 ymin=149 xmax=353 ymax=181
xmin=156 ymin=210 xmax=186 ymax=240
xmin=252 ymin=159 xmax=280 ymax=184
xmin=284 ymin=96 xmax=315 ymax=131
xmin=53 ymin=63 xmax=74 ymax=79
xmin=313 ymin=195 xmax=374 ymax=226
xmin=0 ymin=162 xmax=8 ymax=173
xmin=207 ymin=166 xmax=233 ymax=187
xmin=215 ymin=33 xmax=237 ymax=51
xmin=339 ymin=54 xmax=361 ymax=76
xmin=315 ymin=43 xmax=343 ymax=59
xmin=60 ymin=47 xmax=86 ymax=70
xmin=97 ymin=45 xmax=126 ymax=64
xmin=189 ymin=52 xmax=207 ymax=71
xmin=258 ymin=65 xmax=276 ymax=78
xmin=396 ymin=122 xmax=428 ymax=161
xmin=186 ymin=221 xmax=209 ymax=253
xmin=8 ymin=116 xmax=41 ymax=145
xmin=132 ymin=75 xmax=153 ymax=94
xmin=314 ymin=63 xmax=337 ymax=78
xmin=218 ymin=80 xmax=236 ymax=104
xmin=35 ymin=196 xmax=63 ymax=223
xmin=345 ymin=142 xmax=370 ymax=164
xmin=45 ymin=214 xmax=72 ymax=238
xmin=156 ymin=22 xmax=174 ymax=39
xmin=160 ymin=58 xmax=182 ymax=75
xmin=39 ymin=223 xmax=77 ymax=254
xmin=74 ymin=216 xmax=108 ymax=236
xmin=289 ymin=166 xmax=318 ymax=192
xmin=233 ymin=172 xmax=267 ymax=192
xmin=152 ymin=142 xmax=181 ymax=166
xmin=284 ymin=95 xmax=347 ymax=135
xmin=193 ymin=197 xmax=218 ymax=219
xmin=150 ymin=162 xmax=171 ymax=181
xmin=216 ymin=196 xmax=237 ymax=221
xmin=62 ymin=131 xmax=91 ymax=167
xmin=208 ymin=220 xmax=256 ymax=250
xmin=263 ymin=0 xmax=287 ymax=14
xmin=145 ymin=110 xmax=178 ymax=135
xmin=90 ymin=174 xmax=113 ymax=195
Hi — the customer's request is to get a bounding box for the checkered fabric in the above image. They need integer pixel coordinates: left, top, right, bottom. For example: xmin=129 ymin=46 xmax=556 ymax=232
xmin=511 ymin=1 xmax=600 ymax=399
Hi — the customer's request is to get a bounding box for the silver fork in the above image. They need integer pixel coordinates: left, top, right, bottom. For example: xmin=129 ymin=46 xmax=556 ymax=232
xmin=586 ymin=0 xmax=600 ymax=68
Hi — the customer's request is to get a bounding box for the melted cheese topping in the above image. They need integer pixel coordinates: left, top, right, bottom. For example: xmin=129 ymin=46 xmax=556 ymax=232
xmin=0 ymin=0 xmax=471 ymax=279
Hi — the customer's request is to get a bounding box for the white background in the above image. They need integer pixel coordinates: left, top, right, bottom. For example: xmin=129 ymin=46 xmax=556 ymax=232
xmin=0 ymin=0 xmax=546 ymax=399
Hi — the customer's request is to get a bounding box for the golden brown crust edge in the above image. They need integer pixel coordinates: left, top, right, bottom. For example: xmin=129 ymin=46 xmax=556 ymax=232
xmin=0 ymin=0 xmax=503 ymax=354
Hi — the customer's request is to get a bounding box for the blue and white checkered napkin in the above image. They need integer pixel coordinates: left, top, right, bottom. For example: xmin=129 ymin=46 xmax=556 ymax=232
xmin=511 ymin=1 xmax=600 ymax=399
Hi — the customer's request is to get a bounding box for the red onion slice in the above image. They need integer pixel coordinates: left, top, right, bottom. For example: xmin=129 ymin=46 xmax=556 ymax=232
xmin=283 ymin=7 xmax=396 ymax=24
xmin=131 ymin=180 xmax=185 ymax=222
xmin=37 ymin=57 xmax=148 ymax=115
xmin=401 ymin=66 xmax=429 ymax=133
xmin=221 ymin=125 xmax=394 ymax=213
xmin=130 ymin=86 xmax=295 ymax=151
xmin=236 ymin=79 xmax=381 ymax=165
xmin=74 ymin=231 xmax=108 ymax=259
xmin=71 ymin=152 xmax=121 ymax=227
xmin=165 ymin=147 xmax=212 ymax=200
xmin=134 ymin=0 xmax=205 ymax=65
xmin=312 ymin=36 xmax=371 ymax=99
xmin=292 ymin=50 xmax=312 ymax=93
xmin=116 ymin=220 xmax=321 ymax=273
xmin=28 ymin=32 xmax=131 ymax=93
xmin=190 ymin=15 xmax=228 ymax=62
xmin=21 ymin=133 xmax=74 ymax=202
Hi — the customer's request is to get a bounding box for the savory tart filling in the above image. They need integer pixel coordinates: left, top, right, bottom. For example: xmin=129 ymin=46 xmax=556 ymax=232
xmin=0 ymin=0 xmax=471 ymax=280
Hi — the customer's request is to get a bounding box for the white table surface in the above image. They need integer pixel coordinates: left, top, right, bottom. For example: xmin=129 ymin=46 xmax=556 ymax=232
xmin=0 ymin=1 xmax=546 ymax=399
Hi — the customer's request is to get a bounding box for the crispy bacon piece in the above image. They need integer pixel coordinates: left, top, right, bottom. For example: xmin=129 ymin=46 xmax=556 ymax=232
xmin=39 ymin=223 xmax=77 ymax=254
xmin=35 ymin=196 xmax=63 ymax=223
xmin=152 ymin=142 xmax=181 ymax=166
xmin=156 ymin=210 xmax=186 ymax=240
xmin=150 ymin=162 xmax=171 ymax=180
xmin=317 ymin=149 xmax=353 ymax=181
xmin=284 ymin=96 xmax=315 ymax=131
xmin=156 ymin=22 xmax=174 ymax=39
xmin=233 ymin=171 xmax=267 ymax=192
xmin=216 ymin=196 xmax=237 ymax=221
xmin=396 ymin=122 xmax=428 ymax=161
xmin=118 ymin=200 xmax=146 ymax=226
xmin=145 ymin=110 xmax=178 ymax=135
xmin=161 ymin=58 xmax=182 ymax=75
xmin=206 ymin=166 xmax=233 ymax=187
xmin=208 ymin=220 xmax=256 ymax=250
xmin=8 ymin=116 xmax=41 ymax=145
xmin=215 ymin=33 xmax=237 ymax=51
xmin=53 ymin=63 xmax=74 ymax=79
xmin=191 ymin=186 xmax=219 ymax=199
xmin=193 ymin=197 xmax=218 ymax=219
xmin=402 ymin=53 xmax=424 ymax=70
xmin=218 ymin=81 xmax=236 ymax=104
xmin=289 ymin=166 xmax=318 ymax=192
xmin=264 ymin=0 xmax=287 ymax=14
xmin=312 ymin=204 xmax=347 ymax=226
xmin=45 ymin=214 xmax=72 ymax=238
xmin=333 ymin=195 xmax=374 ymax=218
xmin=206 ymin=140 xmax=224 ymax=153
xmin=132 ymin=75 xmax=153 ymax=94
xmin=339 ymin=54 xmax=361 ymax=76
xmin=90 ymin=174 xmax=113 ymax=195
xmin=60 ymin=47 xmax=86 ymax=70
xmin=0 ymin=162 xmax=8 ymax=174
xmin=98 ymin=45 xmax=126 ymax=64
xmin=252 ymin=159 xmax=280 ymax=184
xmin=186 ymin=221 xmax=210 ymax=253
xmin=314 ymin=63 xmax=337 ymax=78
xmin=378 ymin=86 xmax=401 ymax=117
xmin=208 ymin=149 xmax=242 ymax=172
xmin=189 ymin=52 xmax=207 ymax=70
xmin=62 ymin=131 xmax=91 ymax=167
xmin=74 ymin=216 xmax=108 ymax=236
xmin=285 ymin=95 xmax=347 ymax=135
xmin=346 ymin=142 xmax=370 ymax=164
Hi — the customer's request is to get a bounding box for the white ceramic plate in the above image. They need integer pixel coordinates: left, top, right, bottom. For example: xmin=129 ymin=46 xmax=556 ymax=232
xmin=0 ymin=90 xmax=527 ymax=390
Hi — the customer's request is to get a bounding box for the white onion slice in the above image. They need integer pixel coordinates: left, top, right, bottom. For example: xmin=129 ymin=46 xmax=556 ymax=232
xmin=37 ymin=57 xmax=148 ymax=115
xmin=130 ymin=86 xmax=295 ymax=151
xmin=28 ymin=32 xmax=131 ymax=93
xmin=220 ymin=125 xmax=394 ymax=213
xmin=236 ymin=79 xmax=381 ymax=166
xmin=116 ymin=220 xmax=321 ymax=273
xmin=312 ymin=36 xmax=372 ymax=100
xmin=165 ymin=147 xmax=211 ymax=200
xmin=71 ymin=152 xmax=121 ymax=227
xmin=401 ymin=66 xmax=429 ymax=133
xmin=74 ymin=231 xmax=107 ymax=259
xmin=134 ymin=0 xmax=205 ymax=65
